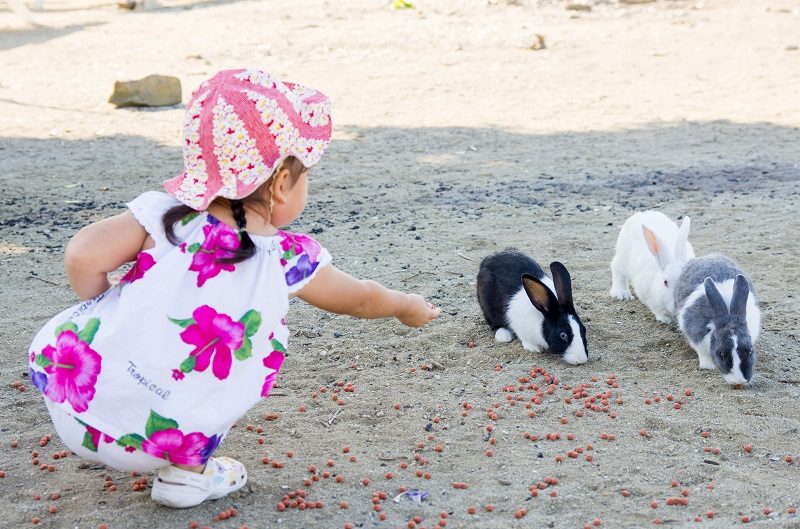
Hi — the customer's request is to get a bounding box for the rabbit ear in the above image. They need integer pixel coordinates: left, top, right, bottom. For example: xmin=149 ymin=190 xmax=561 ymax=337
xmin=642 ymin=225 xmax=673 ymax=269
xmin=729 ymin=274 xmax=750 ymax=319
xmin=549 ymin=262 xmax=576 ymax=313
xmin=673 ymin=216 xmax=691 ymax=262
xmin=522 ymin=274 xmax=560 ymax=320
xmin=704 ymin=278 xmax=729 ymax=323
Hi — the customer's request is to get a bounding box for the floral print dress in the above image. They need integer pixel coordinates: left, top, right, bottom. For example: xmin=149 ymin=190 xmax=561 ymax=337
xmin=27 ymin=191 xmax=330 ymax=465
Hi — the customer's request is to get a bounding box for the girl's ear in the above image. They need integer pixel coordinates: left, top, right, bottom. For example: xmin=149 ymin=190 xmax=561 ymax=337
xmin=269 ymin=166 xmax=293 ymax=206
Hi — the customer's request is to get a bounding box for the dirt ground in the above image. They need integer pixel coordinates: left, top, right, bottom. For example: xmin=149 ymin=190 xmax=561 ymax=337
xmin=1 ymin=0 xmax=799 ymax=528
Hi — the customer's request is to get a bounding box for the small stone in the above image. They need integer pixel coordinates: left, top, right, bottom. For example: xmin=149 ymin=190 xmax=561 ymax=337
xmin=109 ymin=75 xmax=182 ymax=107
xmin=565 ymin=3 xmax=591 ymax=11
xmin=529 ymin=34 xmax=546 ymax=51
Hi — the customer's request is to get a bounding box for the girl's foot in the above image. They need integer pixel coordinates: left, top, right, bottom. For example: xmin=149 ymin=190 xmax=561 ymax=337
xmin=151 ymin=456 xmax=247 ymax=508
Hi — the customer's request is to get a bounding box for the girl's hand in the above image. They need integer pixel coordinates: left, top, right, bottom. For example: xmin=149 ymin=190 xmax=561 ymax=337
xmin=396 ymin=294 xmax=441 ymax=327
xmin=296 ymin=266 xmax=441 ymax=326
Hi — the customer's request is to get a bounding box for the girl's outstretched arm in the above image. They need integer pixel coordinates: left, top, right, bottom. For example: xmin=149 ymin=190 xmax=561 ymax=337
xmin=64 ymin=212 xmax=148 ymax=300
xmin=295 ymin=265 xmax=441 ymax=327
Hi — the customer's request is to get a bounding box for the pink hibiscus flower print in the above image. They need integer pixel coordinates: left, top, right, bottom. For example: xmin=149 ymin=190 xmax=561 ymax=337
xmin=260 ymin=350 xmax=285 ymax=397
xmin=120 ymin=251 xmax=155 ymax=285
xmin=141 ymin=429 xmax=211 ymax=466
xmin=179 ymin=305 xmax=244 ymax=380
xmin=40 ymin=330 xmax=102 ymax=413
xmin=279 ymin=231 xmax=321 ymax=262
xmin=188 ymin=217 xmax=241 ymax=287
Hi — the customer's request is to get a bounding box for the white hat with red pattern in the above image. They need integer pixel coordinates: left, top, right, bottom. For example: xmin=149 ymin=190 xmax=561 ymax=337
xmin=164 ymin=69 xmax=332 ymax=210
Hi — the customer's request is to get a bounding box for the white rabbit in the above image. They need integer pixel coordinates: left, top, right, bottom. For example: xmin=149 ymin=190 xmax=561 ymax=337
xmin=609 ymin=211 xmax=694 ymax=323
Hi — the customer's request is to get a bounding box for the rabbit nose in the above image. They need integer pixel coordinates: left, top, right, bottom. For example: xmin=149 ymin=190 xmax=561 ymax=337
xmin=723 ymin=372 xmax=748 ymax=385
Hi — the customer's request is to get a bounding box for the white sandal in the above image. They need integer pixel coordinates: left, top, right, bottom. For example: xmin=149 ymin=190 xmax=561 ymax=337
xmin=151 ymin=456 xmax=247 ymax=508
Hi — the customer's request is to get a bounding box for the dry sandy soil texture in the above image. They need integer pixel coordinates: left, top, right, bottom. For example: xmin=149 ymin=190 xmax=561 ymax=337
xmin=1 ymin=0 xmax=799 ymax=528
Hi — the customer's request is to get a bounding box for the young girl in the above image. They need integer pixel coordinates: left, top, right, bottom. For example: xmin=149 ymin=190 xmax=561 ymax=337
xmin=26 ymin=69 xmax=440 ymax=508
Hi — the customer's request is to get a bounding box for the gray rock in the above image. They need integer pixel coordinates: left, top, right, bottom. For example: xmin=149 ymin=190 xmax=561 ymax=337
xmin=109 ymin=74 xmax=181 ymax=107
xmin=566 ymin=3 xmax=592 ymax=11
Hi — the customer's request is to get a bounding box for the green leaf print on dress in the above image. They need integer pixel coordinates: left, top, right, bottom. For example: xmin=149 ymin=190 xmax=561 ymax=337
xmin=146 ymin=410 xmax=179 ymax=438
xmin=77 ymin=318 xmax=100 ymax=343
xmin=180 ymin=211 xmax=200 ymax=225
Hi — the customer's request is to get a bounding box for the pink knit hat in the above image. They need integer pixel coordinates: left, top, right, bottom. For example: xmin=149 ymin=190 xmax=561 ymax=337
xmin=164 ymin=69 xmax=332 ymax=210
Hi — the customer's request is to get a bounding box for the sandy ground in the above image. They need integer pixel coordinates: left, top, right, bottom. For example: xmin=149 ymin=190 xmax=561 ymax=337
xmin=1 ymin=0 xmax=800 ymax=528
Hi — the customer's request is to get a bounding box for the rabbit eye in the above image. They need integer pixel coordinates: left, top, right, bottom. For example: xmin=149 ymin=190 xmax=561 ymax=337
xmin=663 ymin=279 xmax=669 ymax=288
xmin=559 ymin=332 xmax=569 ymax=342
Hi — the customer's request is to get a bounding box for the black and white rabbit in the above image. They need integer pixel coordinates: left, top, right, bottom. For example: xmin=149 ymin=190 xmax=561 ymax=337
xmin=674 ymin=255 xmax=761 ymax=384
xmin=476 ymin=249 xmax=588 ymax=365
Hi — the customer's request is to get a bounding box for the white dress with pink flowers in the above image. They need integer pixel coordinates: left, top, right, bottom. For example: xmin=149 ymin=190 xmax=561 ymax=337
xmin=27 ymin=191 xmax=330 ymax=466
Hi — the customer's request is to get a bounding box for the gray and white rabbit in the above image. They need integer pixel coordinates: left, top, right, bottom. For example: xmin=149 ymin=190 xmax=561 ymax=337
xmin=674 ymin=255 xmax=761 ymax=384
xmin=476 ymin=249 xmax=588 ymax=365
xmin=610 ymin=211 xmax=694 ymax=323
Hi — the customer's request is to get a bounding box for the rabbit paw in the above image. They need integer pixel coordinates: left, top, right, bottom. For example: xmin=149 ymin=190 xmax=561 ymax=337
xmin=609 ymin=287 xmax=632 ymax=300
xmin=494 ymin=328 xmax=513 ymax=343
xmin=697 ymin=353 xmax=715 ymax=370
xmin=654 ymin=313 xmax=673 ymax=324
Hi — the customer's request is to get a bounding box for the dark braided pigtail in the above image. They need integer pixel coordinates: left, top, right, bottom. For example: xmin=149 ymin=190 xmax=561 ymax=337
xmin=161 ymin=156 xmax=307 ymax=264
xmin=161 ymin=200 xmax=256 ymax=265
xmin=217 ymin=199 xmax=256 ymax=264
xmin=163 ymin=204 xmax=199 ymax=246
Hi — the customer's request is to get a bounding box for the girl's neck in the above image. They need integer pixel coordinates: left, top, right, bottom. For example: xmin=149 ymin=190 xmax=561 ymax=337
xmin=206 ymin=202 xmax=278 ymax=237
